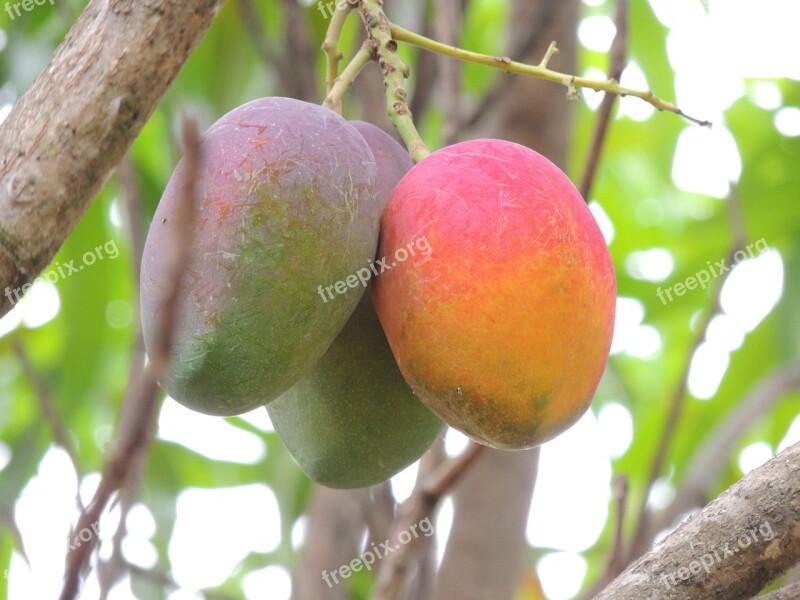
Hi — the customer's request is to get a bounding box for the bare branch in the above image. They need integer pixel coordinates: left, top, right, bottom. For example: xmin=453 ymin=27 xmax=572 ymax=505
xmin=594 ymin=442 xmax=800 ymax=600
xmin=629 ymin=190 xmax=749 ymax=561
xmin=0 ymin=0 xmax=224 ymax=320
xmin=433 ymin=0 xmax=464 ymax=144
xmin=459 ymin=0 xmax=560 ymax=130
xmin=371 ymin=442 xmax=486 ymax=600
xmin=579 ymin=0 xmax=628 ymax=201
xmin=12 ymin=341 xmax=83 ymax=510
xmin=59 ymin=118 xmax=203 ymax=600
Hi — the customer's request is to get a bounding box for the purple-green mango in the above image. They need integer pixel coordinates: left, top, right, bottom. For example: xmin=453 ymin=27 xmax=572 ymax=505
xmin=141 ymin=98 xmax=379 ymax=416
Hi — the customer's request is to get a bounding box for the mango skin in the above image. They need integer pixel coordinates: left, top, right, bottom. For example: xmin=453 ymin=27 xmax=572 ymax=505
xmin=141 ymin=98 xmax=379 ymax=416
xmin=372 ymin=139 xmax=616 ymax=450
xmin=268 ymin=121 xmax=444 ymax=488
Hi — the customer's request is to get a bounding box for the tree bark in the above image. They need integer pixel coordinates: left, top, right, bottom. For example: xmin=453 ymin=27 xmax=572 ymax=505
xmin=0 ymin=0 xmax=224 ymax=318
xmin=293 ymin=486 xmax=369 ymax=600
xmin=594 ymin=441 xmax=800 ymax=600
xmin=433 ymin=447 xmax=539 ymax=600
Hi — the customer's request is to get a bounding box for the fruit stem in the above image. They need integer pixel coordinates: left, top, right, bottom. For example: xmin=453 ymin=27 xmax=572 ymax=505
xmin=321 ymin=3 xmax=354 ymax=113
xmin=359 ymin=0 xmax=432 ymax=162
xmin=390 ymin=24 xmax=712 ymax=127
xmin=323 ymin=42 xmax=373 ymax=112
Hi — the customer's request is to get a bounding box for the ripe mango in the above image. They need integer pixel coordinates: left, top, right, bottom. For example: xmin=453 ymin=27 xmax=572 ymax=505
xmin=373 ymin=139 xmax=616 ymax=450
xmin=141 ymin=98 xmax=379 ymax=416
xmin=268 ymin=121 xmax=444 ymax=488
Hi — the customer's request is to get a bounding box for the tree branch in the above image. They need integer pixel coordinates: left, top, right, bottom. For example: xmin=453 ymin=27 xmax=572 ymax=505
xmin=459 ymin=0 xmax=559 ymax=130
xmin=579 ymin=0 xmax=628 ymax=201
xmin=390 ymin=23 xmax=710 ymax=126
xmin=371 ymin=442 xmax=486 ymax=599
xmin=628 ymin=190 xmax=749 ymax=561
xmin=433 ymin=0 xmax=463 ymax=144
xmin=59 ymin=119 xmax=202 ymax=600
xmin=0 ymin=0 xmax=224 ymax=320
xmin=593 ymin=441 xmax=800 ymax=600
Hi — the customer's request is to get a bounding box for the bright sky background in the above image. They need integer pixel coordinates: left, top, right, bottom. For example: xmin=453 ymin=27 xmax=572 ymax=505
xmin=2 ymin=0 xmax=800 ymax=598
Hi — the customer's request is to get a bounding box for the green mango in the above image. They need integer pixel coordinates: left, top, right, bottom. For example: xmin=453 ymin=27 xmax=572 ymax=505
xmin=268 ymin=121 xmax=444 ymax=488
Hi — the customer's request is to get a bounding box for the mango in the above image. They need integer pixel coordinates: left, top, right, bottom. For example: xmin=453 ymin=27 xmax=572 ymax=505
xmin=268 ymin=121 xmax=444 ymax=488
xmin=141 ymin=98 xmax=379 ymax=416
xmin=373 ymin=139 xmax=616 ymax=450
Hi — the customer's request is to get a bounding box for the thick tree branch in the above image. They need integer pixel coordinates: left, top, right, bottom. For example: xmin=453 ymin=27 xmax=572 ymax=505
xmin=0 ymin=0 xmax=224 ymax=319
xmin=594 ymin=441 xmax=800 ymax=600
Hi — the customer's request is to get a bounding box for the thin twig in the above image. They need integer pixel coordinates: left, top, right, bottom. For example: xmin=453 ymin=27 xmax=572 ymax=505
xmin=579 ymin=0 xmax=628 ymax=201
xmin=434 ymin=0 xmax=464 ymax=144
xmin=391 ymin=23 xmax=711 ymax=127
xmin=96 ymin=155 xmax=151 ymax=599
xmin=460 ymin=0 xmax=560 ymax=130
xmin=322 ymin=3 xmax=355 ymax=107
xmin=12 ymin=341 xmax=83 ymax=495
xmin=608 ymin=475 xmax=629 ymax=578
xmin=407 ymin=0 xmax=439 ymax=127
xmin=627 ymin=189 xmax=748 ymax=562
xmin=371 ymin=441 xmax=486 ymax=600
xmin=401 ymin=436 xmax=445 ymax=600
xmin=236 ymin=0 xmax=290 ymax=85
xmin=59 ymin=119 xmax=203 ymax=600
xmin=323 ymin=42 xmax=374 ymax=111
